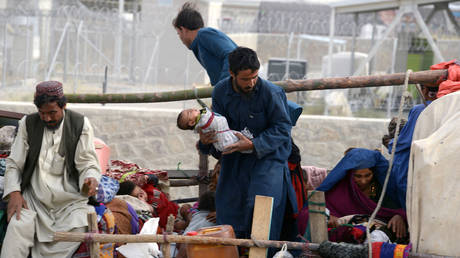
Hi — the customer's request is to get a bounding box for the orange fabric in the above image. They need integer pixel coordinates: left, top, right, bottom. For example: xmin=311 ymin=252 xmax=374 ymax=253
xmin=430 ymin=59 xmax=460 ymax=98
xmin=394 ymin=244 xmax=407 ymax=258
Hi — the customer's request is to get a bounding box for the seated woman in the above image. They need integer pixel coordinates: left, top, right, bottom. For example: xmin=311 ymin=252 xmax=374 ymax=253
xmin=300 ymin=148 xmax=407 ymax=243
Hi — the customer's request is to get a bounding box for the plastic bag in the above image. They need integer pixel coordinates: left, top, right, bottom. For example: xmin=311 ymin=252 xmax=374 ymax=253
xmin=273 ymin=243 xmax=293 ymax=258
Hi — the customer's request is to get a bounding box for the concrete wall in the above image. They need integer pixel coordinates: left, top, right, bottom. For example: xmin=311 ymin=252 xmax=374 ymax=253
xmin=0 ymin=101 xmax=389 ymax=171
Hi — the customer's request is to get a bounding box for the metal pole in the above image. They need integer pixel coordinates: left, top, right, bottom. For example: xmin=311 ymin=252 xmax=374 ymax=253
xmin=387 ymin=38 xmax=399 ymax=118
xmin=143 ymin=35 xmax=160 ymax=86
xmin=350 ymin=13 xmax=358 ymax=76
xmin=83 ymin=28 xmax=88 ymax=82
xmin=63 ymin=26 xmax=69 ymax=82
xmin=184 ymin=52 xmax=190 ymax=109
xmin=327 ymin=7 xmax=336 ymax=77
xmin=97 ymin=32 xmax=102 ymax=71
xmin=114 ymin=0 xmax=124 ymax=78
xmin=24 ymin=17 xmax=31 ymax=84
xmin=412 ymin=6 xmax=445 ymax=62
xmin=2 ymin=23 xmax=8 ymax=87
xmin=46 ymin=21 xmax=70 ymax=80
xmin=129 ymin=3 xmax=138 ymax=83
xmin=444 ymin=4 xmax=460 ymax=36
xmin=369 ymin=12 xmax=377 ymax=75
xmin=74 ymin=21 xmax=83 ymax=93
xmin=285 ymin=32 xmax=294 ymax=80
xmin=79 ymin=33 xmax=113 ymax=65
xmin=424 ymin=6 xmax=437 ymax=25
xmin=103 ymin=65 xmax=108 ymax=94
xmin=296 ymin=37 xmax=302 ymax=60
xmin=353 ymin=7 xmax=405 ymax=76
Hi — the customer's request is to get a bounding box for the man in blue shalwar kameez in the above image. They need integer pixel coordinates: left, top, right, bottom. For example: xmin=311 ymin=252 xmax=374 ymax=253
xmin=387 ymin=83 xmax=439 ymax=209
xmin=198 ymin=47 xmax=297 ymax=244
xmin=173 ymin=2 xmax=237 ymax=86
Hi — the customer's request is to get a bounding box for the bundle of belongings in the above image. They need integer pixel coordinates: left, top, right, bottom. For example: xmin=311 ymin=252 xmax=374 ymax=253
xmin=407 ymin=59 xmax=460 ymax=256
xmin=328 ymin=214 xmax=407 ymax=245
xmin=71 ymin=154 xmax=180 ymax=257
xmin=0 ymin=125 xmax=16 ymax=250
xmin=0 ymin=126 xmax=16 ymax=197
xmin=105 ymin=160 xmax=179 ymax=231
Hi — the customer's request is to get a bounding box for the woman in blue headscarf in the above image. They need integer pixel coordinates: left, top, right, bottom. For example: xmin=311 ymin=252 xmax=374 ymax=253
xmin=299 ymin=148 xmax=407 ymax=241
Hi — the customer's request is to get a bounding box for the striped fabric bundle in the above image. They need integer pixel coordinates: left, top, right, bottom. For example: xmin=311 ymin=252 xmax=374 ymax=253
xmin=371 ymin=242 xmax=411 ymax=258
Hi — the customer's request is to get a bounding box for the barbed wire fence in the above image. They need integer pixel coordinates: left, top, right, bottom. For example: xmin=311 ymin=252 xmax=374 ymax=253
xmin=0 ymin=0 xmax=459 ymax=118
xmin=217 ymin=1 xmax=460 ymax=117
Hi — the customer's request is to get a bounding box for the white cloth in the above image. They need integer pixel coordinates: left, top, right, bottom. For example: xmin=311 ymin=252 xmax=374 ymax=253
xmin=117 ymin=217 xmax=161 ymax=258
xmin=2 ymin=113 xmax=101 ymax=257
xmin=195 ymin=108 xmax=252 ymax=153
xmin=406 ymin=91 xmax=460 ymax=256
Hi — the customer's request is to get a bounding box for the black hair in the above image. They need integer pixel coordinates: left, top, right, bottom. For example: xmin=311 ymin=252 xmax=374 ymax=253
xmin=147 ymin=174 xmax=159 ymax=187
xmin=198 ymin=191 xmax=215 ymax=212
xmin=344 ymin=147 xmax=356 ymax=155
xmin=288 ymin=137 xmax=301 ymax=164
xmin=33 ymin=94 xmax=67 ymax=109
xmin=118 ymin=181 xmax=136 ymax=195
xmin=228 ymin=47 xmax=260 ymax=76
xmin=177 ymin=110 xmax=194 ymax=130
xmin=172 ymin=2 xmax=204 ymax=30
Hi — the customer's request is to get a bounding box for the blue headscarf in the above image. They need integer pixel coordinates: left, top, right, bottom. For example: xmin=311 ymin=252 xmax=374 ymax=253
xmin=287 ymin=100 xmax=303 ymax=126
xmin=317 ymin=148 xmax=389 ymax=192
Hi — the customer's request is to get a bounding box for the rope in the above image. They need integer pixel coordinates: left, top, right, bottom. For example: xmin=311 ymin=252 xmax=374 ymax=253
xmin=307 ymin=201 xmax=325 ymax=207
xmin=194 ymin=86 xmax=208 ymax=108
xmin=250 ymin=235 xmax=264 ymax=248
xmin=308 ymin=210 xmax=328 ymax=216
xmin=84 ymin=233 xmax=95 ymax=243
xmin=366 ymin=69 xmax=412 ymax=258
xmin=308 ymin=191 xmax=328 ymax=216
xmin=306 ymin=190 xmax=317 ymax=201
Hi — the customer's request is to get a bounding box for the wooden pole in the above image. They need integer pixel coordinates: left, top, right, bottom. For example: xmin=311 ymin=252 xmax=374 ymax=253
xmin=169 ymin=178 xmax=199 ymax=187
xmin=87 ymin=212 xmax=100 ymax=258
xmin=54 ymin=232 xmax=313 ymax=250
xmin=249 ymin=195 xmax=274 ymax=258
xmin=162 ymin=214 xmax=175 ymax=258
xmin=53 ymin=231 xmax=448 ymax=258
xmin=198 ymin=151 xmax=208 ymax=196
xmin=308 ymin=191 xmax=328 ymax=244
xmin=64 ymin=70 xmax=447 ymax=103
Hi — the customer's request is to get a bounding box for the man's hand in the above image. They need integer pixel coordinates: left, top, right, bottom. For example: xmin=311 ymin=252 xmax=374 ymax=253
xmin=222 ymin=132 xmax=253 ymax=155
xmin=198 ymin=129 xmax=217 ymax=145
xmin=7 ymin=191 xmax=28 ymax=222
xmin=388 ymin=214 xmax=407 ymax=239
xmin=82 ymin=177 xmax=99 ymax=197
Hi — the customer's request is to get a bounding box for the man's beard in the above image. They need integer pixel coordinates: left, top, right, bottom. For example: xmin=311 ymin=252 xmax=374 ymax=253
xmin=43 ymin=118 xmax=63 ymax=130
xmin=233 ymin=80 xmax=254 ymax=97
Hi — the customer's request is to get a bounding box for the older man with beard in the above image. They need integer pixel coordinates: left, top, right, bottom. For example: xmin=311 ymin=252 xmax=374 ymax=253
xmin=2 ymin=81 xmax=101 ymax=258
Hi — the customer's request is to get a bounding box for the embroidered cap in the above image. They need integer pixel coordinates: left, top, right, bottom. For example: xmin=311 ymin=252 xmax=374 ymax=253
xmin=35 ymin=81 xmax=64 ymax=98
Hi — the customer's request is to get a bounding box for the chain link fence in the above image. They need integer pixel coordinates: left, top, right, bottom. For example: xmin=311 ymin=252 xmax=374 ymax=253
xmin=0 ymin=0 xmax=459 ymax=118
